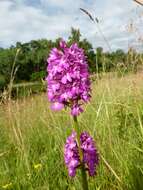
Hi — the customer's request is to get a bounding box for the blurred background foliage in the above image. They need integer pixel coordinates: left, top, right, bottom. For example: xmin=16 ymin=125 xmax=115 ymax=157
xmin=0 ymin=28 xmax=143 ymax=93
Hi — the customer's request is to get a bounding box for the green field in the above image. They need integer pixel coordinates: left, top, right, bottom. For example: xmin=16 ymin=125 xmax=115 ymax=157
xmin=0 ymin=73 xmax=143 ymax=190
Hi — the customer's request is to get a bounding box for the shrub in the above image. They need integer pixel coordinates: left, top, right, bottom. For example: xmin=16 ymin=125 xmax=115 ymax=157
xmin=11 ymin=82 xmax=46 ymax=98
xmin=30 ymin=71 xmax=46 ymax=81
xmin=0 ymin=75 xmax=7 ymax=91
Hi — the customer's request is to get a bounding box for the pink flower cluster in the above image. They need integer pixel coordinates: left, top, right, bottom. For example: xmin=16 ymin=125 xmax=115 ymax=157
xmin=64 ymin=132 xmax=80 ymax=177
xmin=64 ymin=131 xmax=99 ymax=177
xmin=80 ymin=132 xmax=99 ymax=176
xmin=46 ymin=40 xmax=91 ymax=116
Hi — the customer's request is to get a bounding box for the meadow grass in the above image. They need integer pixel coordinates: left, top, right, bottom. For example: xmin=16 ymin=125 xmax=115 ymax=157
xmin=0 ymin=73 xmax=143 ymax=190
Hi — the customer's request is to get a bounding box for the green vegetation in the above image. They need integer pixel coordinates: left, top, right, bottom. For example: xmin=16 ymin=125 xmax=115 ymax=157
xmin=0 ymin=28 xmax=143 ymax=92
xmin=0 ymin=73 xmax=143 ymax=189
xmin=11 ymin=82 xmax=46 ymax=98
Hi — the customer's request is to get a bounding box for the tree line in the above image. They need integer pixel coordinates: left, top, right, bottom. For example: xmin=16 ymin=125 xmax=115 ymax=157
xmin=0 ymin=28 xmax=142 ymax=91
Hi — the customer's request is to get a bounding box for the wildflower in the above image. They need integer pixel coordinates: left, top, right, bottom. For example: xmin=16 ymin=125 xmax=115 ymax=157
xmin=64 ymin=132 xmax=80 ymax=177
xmin=2 ymin=183 xmax=12 ymax=189
xmin=46 ymin=40 xmax=91 ymax=116
xmin=71 ymin=105 xmax=83 ymax=116
xmin=80 ymin=132 xmax=99 ymax=176
xmin=64 ymin=131 xmax=99 ymax=177
xmin=33 ymin=163 xmax=42 ymax=170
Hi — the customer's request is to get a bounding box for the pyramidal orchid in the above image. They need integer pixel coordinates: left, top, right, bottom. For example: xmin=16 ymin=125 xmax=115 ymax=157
xmin=46 ymin=40 xmax=99 ymax=190
xmin=46 ymin=40 xmax=91 ymax=116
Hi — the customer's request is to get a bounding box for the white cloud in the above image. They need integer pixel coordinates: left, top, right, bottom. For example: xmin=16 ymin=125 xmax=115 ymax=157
xmin=0 ymin=0 xmax=142 ymax=51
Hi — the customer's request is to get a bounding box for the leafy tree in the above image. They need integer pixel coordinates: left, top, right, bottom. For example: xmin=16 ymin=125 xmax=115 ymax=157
xmin=68 ymin=27 xmax=81 ymax=45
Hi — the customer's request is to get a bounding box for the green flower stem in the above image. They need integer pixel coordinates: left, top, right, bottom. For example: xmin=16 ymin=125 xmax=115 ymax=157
xmin=73 ymin=116 xmax=89 ymax=190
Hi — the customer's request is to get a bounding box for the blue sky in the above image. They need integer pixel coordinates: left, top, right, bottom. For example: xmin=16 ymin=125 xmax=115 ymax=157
xmin=0 ymin=0 xmax=142 ymax=51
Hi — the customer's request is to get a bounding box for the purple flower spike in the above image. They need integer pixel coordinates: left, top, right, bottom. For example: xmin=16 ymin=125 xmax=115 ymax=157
xmin=64 ymin=132 xmax=80 ymax=177
xmin=64 ymin=131 xmax=99 ymax=177
xmin=46 ymin=40 xmax=91 ymax=115
xmin=80 ymin=132 xmax=99 ymax=176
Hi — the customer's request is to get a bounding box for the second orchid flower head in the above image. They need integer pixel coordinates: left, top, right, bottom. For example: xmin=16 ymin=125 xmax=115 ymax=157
xmin=46 ymin=40 xmax=91 ymax=116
